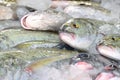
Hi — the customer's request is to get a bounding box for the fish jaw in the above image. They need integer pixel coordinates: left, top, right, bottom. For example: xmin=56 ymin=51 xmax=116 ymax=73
xmin=59 ymin=32 xmax=92 ymax=51
xmin=95 ymin=72 xmax=114 ymax=80
xmin=21 ymin=13 xmax=46 ymax=30
xmin=21 ymin=14 xmax=33 ymax=29
xmin=74 ymin=61 xmax=94 ymax=70
xmin=97 ymin=45 xmax=120 ymax=60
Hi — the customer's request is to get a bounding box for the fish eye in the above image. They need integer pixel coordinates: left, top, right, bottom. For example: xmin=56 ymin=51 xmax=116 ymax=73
xmin=77 ymin=53 xmax=90 ymax=59
xmin=112 ymin=37 xmax=115 ymax=40
xmin=72 ymin=24 xmax=77 ymax=28
xmin=71 ymin=23 xmax=80 ymax=28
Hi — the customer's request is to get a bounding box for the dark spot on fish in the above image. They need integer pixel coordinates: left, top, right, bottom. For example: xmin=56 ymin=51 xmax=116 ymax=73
xmin=77 ymin=53 xmax=90 ymax=59
xmin=112 ymin=37 xmax=115 ymax=40
xmin=109 ymin=64 xmax=118 ymax=69
xmin=55 ymin=42 xmax=75 ymax=50
xmin=105 ymin=64 xmax=118 ymax=71
xmin=26 ymin=6 xmax=36 ymax=12
xmin=72 ymin=24 xmax=77 ymax=28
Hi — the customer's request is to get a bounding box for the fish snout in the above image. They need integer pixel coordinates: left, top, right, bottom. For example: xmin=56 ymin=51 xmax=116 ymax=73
xmin=97 ymin=45 xmax=120 ymax=61
xmin=21 ymin=14 xmax=32 ymax=29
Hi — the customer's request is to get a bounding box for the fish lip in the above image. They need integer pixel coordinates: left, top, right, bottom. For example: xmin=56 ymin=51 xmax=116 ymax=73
xmin=59 ymin=32 xmax=76 ymax=40
xmin=21 ymin=14 xmax=32 ymax=29
xmin=96 ymin=45 xmax=114 ymax=53
xmin=96 ymin=44 xmax=120 ymax=60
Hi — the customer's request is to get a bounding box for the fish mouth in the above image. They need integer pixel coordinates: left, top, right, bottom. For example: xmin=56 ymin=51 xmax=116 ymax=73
xmin=59 ymin=32 xmax=93 ymax=50
xmin=97 ymin=45 xmax=120 ymax=60
xmin=75 ymin=61 xmax=94 ymax=70
xmin=21 ymin=14 xmax=32 ymax=29
xmin=59 ymin=32 xmax=76 ymax=41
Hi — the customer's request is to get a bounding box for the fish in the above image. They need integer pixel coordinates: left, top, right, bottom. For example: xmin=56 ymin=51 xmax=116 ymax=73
xmin=0 ymin=29 xmax=60 ymax=50
xmin=0 ymin=48 xmax=78 ymax=65
xmin=59 ymin=18 xmax=103 ymax=51
xmin=0 ymin=48 xmax=79 ymax=79
xmin=64 ymin=5 xmax=111 ymax=22
xmin=21 ymin=9 xmax=71 ymax=31
xmin=50 ymin=1 xmax=100 ymax=9
xmin=97 ymin=35 xmax=120 ymax=60
xmin=59 ymin=18 xmax=120 ymax=51
xmin=16 ymin=0 xmax=51 ymax=11
xmin=25 ymin=54 xmax=75 ymax=74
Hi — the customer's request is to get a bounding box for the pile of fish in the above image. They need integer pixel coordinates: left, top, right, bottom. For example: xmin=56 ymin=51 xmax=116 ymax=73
xmin=0 ymin=0 xmax=120 ymax=80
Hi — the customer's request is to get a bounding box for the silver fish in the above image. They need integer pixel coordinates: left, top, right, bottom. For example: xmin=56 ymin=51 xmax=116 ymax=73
xmin=97 ymin=35 xmax=120 ymax=60
xmin=0 ymin=29 xmax=60 ymax=50
xmin=59 ymin=18 xmax=120 ymax=51
xmin=0 ymin=20 xmax=21 ymax=30
xmin=0 ymin=48 xmax=79 ymax=80
xmin=21 ymin=9 xmax=71 ymax=31
xmin=64 ymin=5 xmax=112 ymax=22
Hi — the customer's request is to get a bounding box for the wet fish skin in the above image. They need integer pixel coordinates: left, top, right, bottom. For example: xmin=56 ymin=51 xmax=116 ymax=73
xmin=0 ymin=20 xmax=21 ymax=30
xmin=50 ymin=1 xmax=101 ymax=9
xmin=99 ymin=35 xmax=120 ymax=48
xmin=21 ymin=9 xmax=71 ymax=31
xmin=0 ymin=29 xmax=60 ymax=50
xmin=59 ymin=18 xmax=104 ymax=51
xmin=0 ymin=48 xmax=78 ymax=66
xmin=25 ymin=54 xmax=75 ymax=73
xmin=14 ymin=40 xmax=59 ymax=49
xmin=64 ymin=5 xmax=111 ymax=22
xmin=97 ymin=35 xmax=120 ymax=60
xmin=0 ymin=48 xmax=79 ymax=79
xmin=59 ymin=18 xmax=119 ymax=51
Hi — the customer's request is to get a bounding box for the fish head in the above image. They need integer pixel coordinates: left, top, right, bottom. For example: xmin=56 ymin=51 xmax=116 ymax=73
xmin=97 ymin=35 xmax=120 ymax=60
xmin=59 ymin=18 xmax=96 ymax=51
xmin=60 ymin=18 xmax=88 ymax=36
xmin=99 ymin=35 xmax=120 ymax=47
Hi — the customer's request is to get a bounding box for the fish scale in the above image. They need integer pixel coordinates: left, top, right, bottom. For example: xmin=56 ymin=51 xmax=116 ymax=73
xmin=0 ymin=29 xmax=60 ymax=50
xmin=0 ymin=48 xmax=79 ymax=79
xmin=0 ymin=48 xmax=79 ymax=64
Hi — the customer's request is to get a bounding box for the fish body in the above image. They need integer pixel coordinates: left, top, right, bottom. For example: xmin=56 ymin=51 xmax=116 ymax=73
xmin=0 ymin=20 xmax=21 ymax=30
xmin=0 ymin=48 xmax=79 ymax=79
xmin=59 ymin=18 xmax=120 ymax=51
xmin=64 ymin=5 xmax=111 ymax=22
xmin=25 ymin=54 xmax=75 ymax=73
xmin=0 ymin=29 xmax=59 ymax=50
xmin=50 ymin=1 xmax=100 ymax=9
xmin=21 ymin=9 xmax=71 ymax=31
xmin=0 ymin=48 xmax=78 ymax=63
